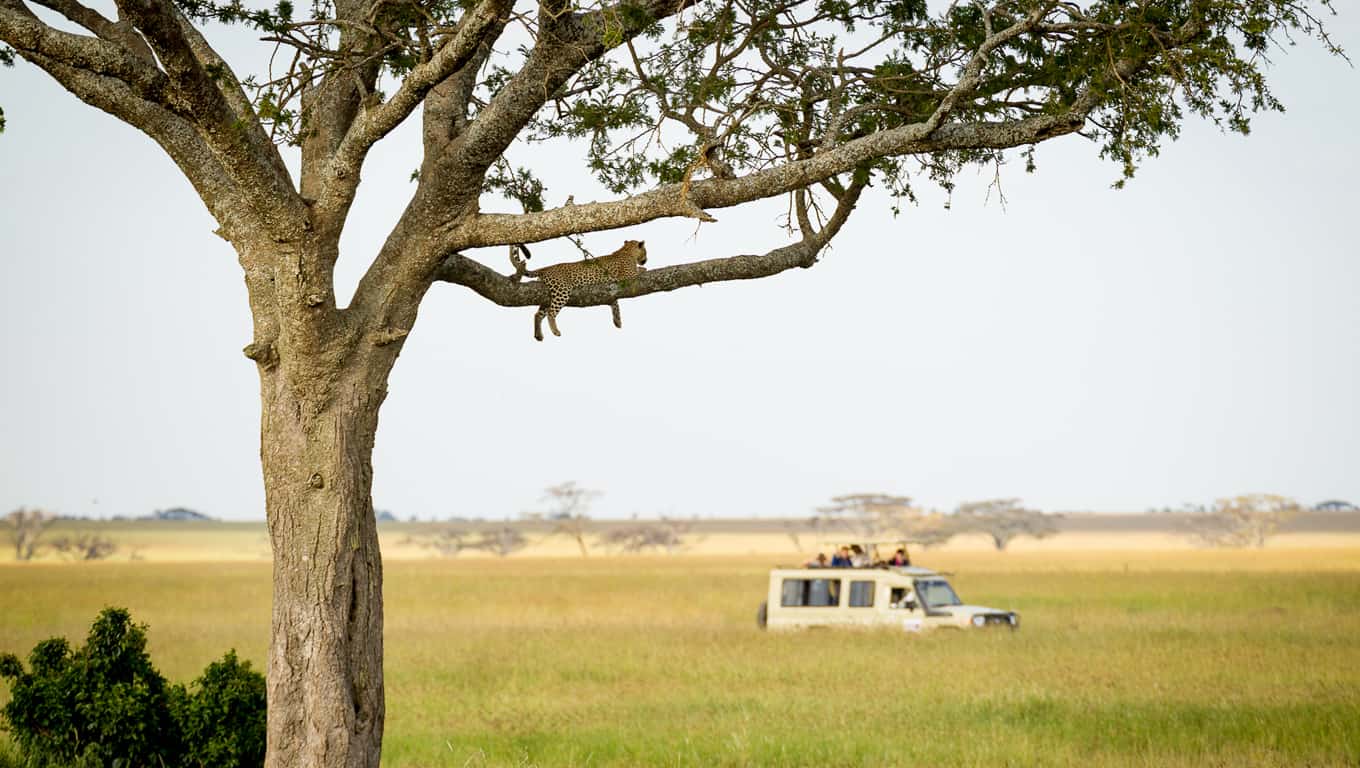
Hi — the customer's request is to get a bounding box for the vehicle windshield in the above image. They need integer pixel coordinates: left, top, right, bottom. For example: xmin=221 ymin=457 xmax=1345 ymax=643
xmin=915 ymin=579 xmax=962 ymax=608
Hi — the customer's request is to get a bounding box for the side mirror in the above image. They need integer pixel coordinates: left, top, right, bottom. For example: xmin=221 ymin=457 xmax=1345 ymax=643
xmin=904 ymin=600 xmax=917 ymax=611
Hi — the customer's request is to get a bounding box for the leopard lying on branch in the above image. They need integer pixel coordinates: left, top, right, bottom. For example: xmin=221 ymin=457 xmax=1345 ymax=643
xmin=509 ymin=240 xmax=648 ymax=341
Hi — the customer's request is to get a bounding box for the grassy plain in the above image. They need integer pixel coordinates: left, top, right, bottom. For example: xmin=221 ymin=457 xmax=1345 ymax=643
xmin=2 ymin=543 xmax=1359 ymax=766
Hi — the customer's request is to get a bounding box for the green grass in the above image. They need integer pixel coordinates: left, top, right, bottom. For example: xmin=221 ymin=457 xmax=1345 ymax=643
xmin=2 ymin=553 xmax=1358 ymax=766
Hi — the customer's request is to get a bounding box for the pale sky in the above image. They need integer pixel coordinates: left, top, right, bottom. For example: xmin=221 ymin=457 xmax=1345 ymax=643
xmin=1 ymin=8 xmax=1357 ymax=521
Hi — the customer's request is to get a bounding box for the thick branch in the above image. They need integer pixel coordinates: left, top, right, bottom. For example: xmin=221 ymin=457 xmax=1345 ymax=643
xmin=13 ymin=48 xmax=262 ymax=241
xmin=421 ymin=20 xmax=503 ymax=161
xmin=437 ymin=240 xmax=827 ymax=308
xmin=29 ymin=0 xmax=154 ymax=61
xmin=172 ymin=13 xmax=286 ymax=176
xmin=296 ymin=4 xmax=380 ymax=204
xmin=426 ymin=0 xmax=699 ymax=200
xmin=313 ymin=0 xmax=514 ymax=227
xmin=438 ymin=168 xmax=866 ymax=308
xmin=0 ymin=0 xmax=167 ymax=99
xmin=114 ymin=0 xmax=303 ymax=229
xmin=444 ymin=109 xmax=1085 ymax=248
xmin=344 ymin=0 xmax=700 ymax=329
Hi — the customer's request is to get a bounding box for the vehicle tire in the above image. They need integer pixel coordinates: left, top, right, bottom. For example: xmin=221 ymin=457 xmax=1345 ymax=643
xmin=756 ymin=601 xmax=768 ymax=630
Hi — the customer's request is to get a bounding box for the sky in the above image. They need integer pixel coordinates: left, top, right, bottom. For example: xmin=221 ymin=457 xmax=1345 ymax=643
xmin=1 ymin=6 xmax=1357 ymax=521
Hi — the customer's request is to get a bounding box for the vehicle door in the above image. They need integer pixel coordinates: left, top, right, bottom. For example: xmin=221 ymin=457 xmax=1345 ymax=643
xmin=887 ymin=583 xmax=927 ymax=632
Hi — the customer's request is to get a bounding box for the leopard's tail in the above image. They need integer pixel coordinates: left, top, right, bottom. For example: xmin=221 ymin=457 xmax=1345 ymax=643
xmin=509 ymin=244 xmax=540 ymax=279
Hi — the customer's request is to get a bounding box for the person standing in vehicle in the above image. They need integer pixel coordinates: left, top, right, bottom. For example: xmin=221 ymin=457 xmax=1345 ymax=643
xmin=849 ymin=544 xmax=869 ymax=567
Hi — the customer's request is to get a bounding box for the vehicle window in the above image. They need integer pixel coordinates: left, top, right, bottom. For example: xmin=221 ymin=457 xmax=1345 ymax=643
xmin=848 ymin=581 xmax=875 ymax=607
xmin=780 ymin=578 xmax=841 ymax=607
xmin=915 ymin=579 xmax=962 ymax=608
xmin=889 ymin=587 xmax=911 ymax=608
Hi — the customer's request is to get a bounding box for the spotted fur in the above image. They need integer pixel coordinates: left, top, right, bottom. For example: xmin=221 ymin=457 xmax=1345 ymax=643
xmin=512 ymin=240 xmax=648 ymax=341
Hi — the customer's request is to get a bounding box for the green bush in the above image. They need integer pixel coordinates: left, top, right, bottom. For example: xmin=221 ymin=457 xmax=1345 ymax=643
xmin=0 ymin=608 xmax=265 ymax=768
xmin=171 ymin=651 xmax=266 ymax=768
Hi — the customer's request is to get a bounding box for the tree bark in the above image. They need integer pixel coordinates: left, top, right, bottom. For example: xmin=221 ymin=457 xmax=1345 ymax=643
xmin=260 ymin=361 xmax=387 ymax=768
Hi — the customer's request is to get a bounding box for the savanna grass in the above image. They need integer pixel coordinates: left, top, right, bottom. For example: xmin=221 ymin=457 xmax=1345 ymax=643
xmin=2 ymin=550 xmax=1358 ymax=766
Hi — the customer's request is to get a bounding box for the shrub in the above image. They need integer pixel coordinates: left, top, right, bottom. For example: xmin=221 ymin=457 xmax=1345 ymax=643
xmin=0 ymin=608 xmax=265 ymax=768
xmin=171 ymin=651 xmax=267 ymax=768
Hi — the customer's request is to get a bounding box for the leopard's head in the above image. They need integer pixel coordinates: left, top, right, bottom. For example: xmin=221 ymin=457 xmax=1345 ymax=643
xmin=628 ymin=240 xmax=647 ymax=266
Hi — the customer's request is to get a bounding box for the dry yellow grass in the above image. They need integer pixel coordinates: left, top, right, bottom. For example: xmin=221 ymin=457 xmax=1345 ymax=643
xmin=2 ymin=537 xmax=1358 ymax=766
xmin=4 ymin=520 xmax=1359 ymax=564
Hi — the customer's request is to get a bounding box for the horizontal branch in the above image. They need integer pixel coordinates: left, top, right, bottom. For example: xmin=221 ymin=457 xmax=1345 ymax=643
xmin=436 ymin=240 xmax=825 ymax=308
xmin=436 ymin=164 xmax=867 ymax=311
xmin=443 ymin=109 xmax=1085 ymax=249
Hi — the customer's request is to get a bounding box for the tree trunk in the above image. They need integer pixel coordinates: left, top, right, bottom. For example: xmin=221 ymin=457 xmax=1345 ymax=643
xmin=260 ymin=368 xmax=387 ymax=768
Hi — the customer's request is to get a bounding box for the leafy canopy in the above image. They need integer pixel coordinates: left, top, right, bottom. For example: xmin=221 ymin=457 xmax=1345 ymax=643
xmin=128 ymin=0 xmax=1342 ymax=205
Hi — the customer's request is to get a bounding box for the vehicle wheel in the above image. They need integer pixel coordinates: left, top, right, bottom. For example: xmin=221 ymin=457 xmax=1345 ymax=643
xmin=756 ymin=601 xmax=768 ymax=630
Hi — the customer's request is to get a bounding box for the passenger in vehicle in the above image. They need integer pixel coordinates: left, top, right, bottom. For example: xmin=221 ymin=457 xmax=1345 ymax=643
xmin=806 ymin=553 xmax=829 ymax=568
xmin=888 ymin=548 xmax=911 ymax=566
xmin=849 ymin=544 xmax=869 ymax=567
xmin=890 ymin=587 xmax=916 ymax=609
xmin=830 ymin=547 xmax=853 ymax=567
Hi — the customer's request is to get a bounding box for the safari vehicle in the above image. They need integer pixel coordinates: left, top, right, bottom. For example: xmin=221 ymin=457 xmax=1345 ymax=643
xmin=756 ymin=545 xmax=1018 ymax=632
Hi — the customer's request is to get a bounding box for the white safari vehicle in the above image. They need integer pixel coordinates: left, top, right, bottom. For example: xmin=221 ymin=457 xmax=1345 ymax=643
xmin=757 ymin=561 xmax=1019 ymax=632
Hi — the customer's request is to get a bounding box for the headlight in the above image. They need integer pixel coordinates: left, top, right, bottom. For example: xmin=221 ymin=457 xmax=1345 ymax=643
xmin=971 ymin=615 xmax=986 ymax=627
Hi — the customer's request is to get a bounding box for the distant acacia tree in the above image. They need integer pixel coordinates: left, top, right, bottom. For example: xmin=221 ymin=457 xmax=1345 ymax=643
xmin=49 ymin=532 xmax=118 ymax=561
xmin=0 ymin=0 xmax=1341 ymax=760
xmin=906 ymin=510 xmax=959 ymax=549
xmin=815 ymin=494 xmax=916 ymax=538
xmin=1186 ymin=494 xmax=1302 ymax=548
xmin=419 ymin=526 xmax=528 ymax=556
xmin=815 ymin=493 xmax=957 ymax=548
xmin=470 ymin=526 xmax=529 ymax=557
xmin=542 ymin=482 xmax=601 ymax=557
xmin=598 ymin=518 xmax=692 ymax=554
xmin=417 ymin=528 xmax=468 ymax=557
xmin=954 ymin=499 xmax=1058 ymax=551
xmin=4 ymin=508 xmax=55 ymax=561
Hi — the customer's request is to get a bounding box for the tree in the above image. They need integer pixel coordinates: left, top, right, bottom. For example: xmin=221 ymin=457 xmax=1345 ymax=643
xmin=814 ymin=493 xmax=957 ymax=547
xmin=954 ymin=498 xmax=1058 ymax=550
xmin=904 ymin=509 xmax=959 ymax=550
xmin=412 ymin=525 xmax=528 ymax=556
xmin=49 ymin=531 xmax=120 ymax=560
xmin=469 ymin=525 xmax=529 ymax=557
xmin=597 ymin=518 xmax=691 ymax=554
xmin=0 ymin=0 xmax=1341 ymax=763
xmin=815 ymin=493 xmax=916 ymax=538
xmin=4 ymin=507 xmax=55 ymax=561
xmin=1185 ymin=493 xmax=1301 ymax=548
xmin=416 ymin=527 xmax=468 ymax=556
xmin=542 ymin=482 xmax=601 ymax=557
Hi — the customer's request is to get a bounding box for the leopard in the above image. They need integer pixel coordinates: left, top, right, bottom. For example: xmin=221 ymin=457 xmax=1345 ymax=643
xmin=510 ymin=240 xmax=647 ymax=341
